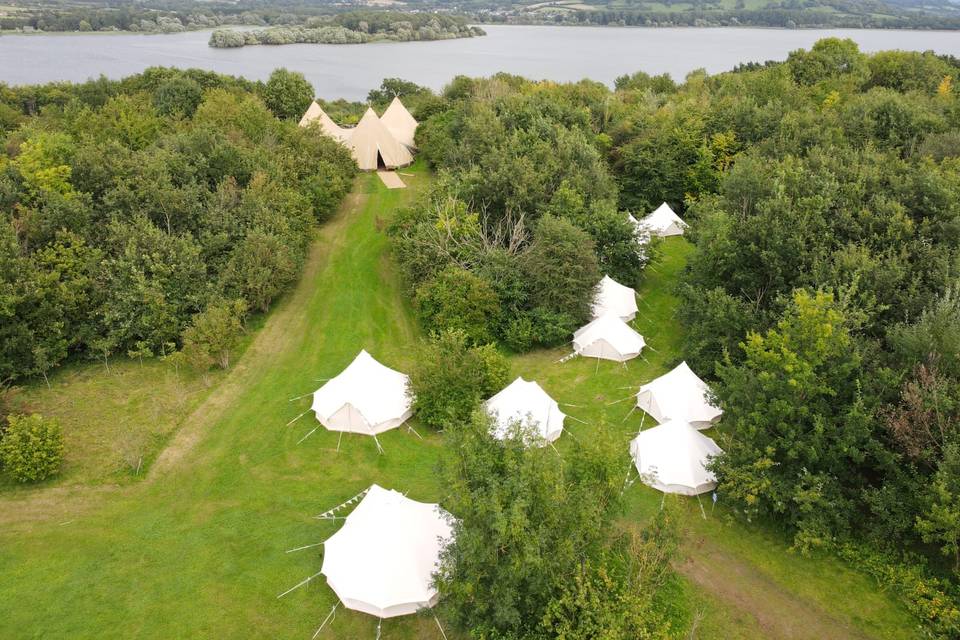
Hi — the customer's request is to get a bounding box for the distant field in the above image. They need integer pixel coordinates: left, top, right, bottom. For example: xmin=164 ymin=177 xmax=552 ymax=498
xmin=0 ymin=166 xmax=918 ymax=639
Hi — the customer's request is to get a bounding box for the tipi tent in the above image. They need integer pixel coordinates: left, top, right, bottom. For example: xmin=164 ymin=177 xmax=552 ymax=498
xmin=641 ymin=202 xmax=687 ymax=237
xmin=321 ymin=484 xmax=454 ymax=618
xmin=380 ymin=96 xmax=418 ymax=150
xmin=636 ymin=361 xmax=722 ymax=429
xmin=299 ymin=101 xmax=351 ymax=142
xmin=311 ymin=350 xmax=413 ymax=435
xmin=629 ymin=420 xmax=723 ymax=495
xmin=346 ymin=108 xmax=413 ymax=171
xmin=485 ymin=377 xmax=565 ymax=444
xmin=593 ymin=275 xmax=638 ymax=322
xmin=573 ymin=314 xmax=646 ymax=362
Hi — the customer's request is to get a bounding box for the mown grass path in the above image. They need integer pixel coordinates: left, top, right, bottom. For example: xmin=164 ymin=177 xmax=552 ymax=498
xmin=0 ymin=167 xmax=918 ymax=639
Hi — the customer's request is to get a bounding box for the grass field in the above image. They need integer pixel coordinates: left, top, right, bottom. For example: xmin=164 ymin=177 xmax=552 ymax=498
xmin=0 ymin=165 xmax=919 ymax=639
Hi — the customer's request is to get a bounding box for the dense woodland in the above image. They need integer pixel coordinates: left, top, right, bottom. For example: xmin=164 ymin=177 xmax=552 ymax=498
xmin=384 ymin=40 xmax=960 ymax=636
xmin=0 ymin=67 xmax=355 ymax=384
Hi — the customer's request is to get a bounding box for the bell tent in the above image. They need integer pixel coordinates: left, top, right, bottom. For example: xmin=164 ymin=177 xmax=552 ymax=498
xmin=380 ymin=96 xmax=418 ymax=150
xmin=345 ymin=108 xmax=413 ymax=171
xmin=321 ymin=484 xmax=454 ymax=618
xmin=592 ymin=275 xmax=638 ymax=322
xmin=573 ymin=314 xmax=646 ymax=362
xmin=636 ymin=361 xmax=722 ymax=429
xmin=629 ymin=420 xmax=723 ymax=495
xmin=299 ymin=101 xmax=351 ymax=142
xmin=640 ymin=202 xmax=687 ymax=237
xmin=485 ymin=377 xmax=565 ymax=444
xmin=311 ymin=350 xmax=413 ymax=435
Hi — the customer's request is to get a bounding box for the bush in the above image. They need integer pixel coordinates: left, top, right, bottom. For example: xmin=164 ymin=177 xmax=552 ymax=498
xmin=410 ymin=329 xmax=509 ymax=430
xmin=181 ymin=298 xmax=247 ymax=371
xmin=415 ymin=267 xmax=501 ymax=345
xmin=0 ymin=414 xmax=64 ymax=483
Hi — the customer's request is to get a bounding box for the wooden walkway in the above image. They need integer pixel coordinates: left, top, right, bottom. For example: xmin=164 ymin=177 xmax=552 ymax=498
xmin=377 ymin=170 xmax=406 ymax=189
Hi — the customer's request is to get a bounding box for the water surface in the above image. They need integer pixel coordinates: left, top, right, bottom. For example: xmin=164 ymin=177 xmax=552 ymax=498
xmin=2 ymin=25 xmax=959 ymax=99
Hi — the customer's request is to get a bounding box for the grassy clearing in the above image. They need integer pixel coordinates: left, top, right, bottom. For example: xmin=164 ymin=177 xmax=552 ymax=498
xmin=0 ymin=166 xmax=918 ymax=639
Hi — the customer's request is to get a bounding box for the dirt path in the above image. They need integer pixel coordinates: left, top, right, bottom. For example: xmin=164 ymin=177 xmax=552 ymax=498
xmin=679 ymin=533 xmax=873 ymax=640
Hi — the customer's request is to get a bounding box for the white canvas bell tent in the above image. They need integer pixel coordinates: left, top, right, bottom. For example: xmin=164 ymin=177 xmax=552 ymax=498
xmin=592 ymin=275 xmax=639 ymax=322
xmin=321 ymin=484 xmax=454 ymax=619
xmin=346 ymin=108 xmax=414 ymax=171
xmin=641 ymin=202 xmax=687 ymax=237
xmin=572 ymin=314 xmax=646 ymax=362
xmin=380 ymin=96 xmax=418 ymax=150
xmin=311 ymin=350 xmax=413 ymax=435
xmin=629 ymin=420 xmax=723 ymax=495
xmin=299 ymin=101 xmax=352 ymax=142
xmin=636 ymin=361 xmax=722 ymax=429
xmin=485 ymin=377 xmax=565 ymax=444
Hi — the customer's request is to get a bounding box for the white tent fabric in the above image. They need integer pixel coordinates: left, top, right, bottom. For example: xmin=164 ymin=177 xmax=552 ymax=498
xmin=321 ymin=485 xmax=454 ymax=619
xmin=380 ymin=96 xmax=418 ymax=150
xmin=311 ymin=350 xmax=413 ymax=435
xmin=629 ymin=420 xmax=723 ymax=495
xmin=592 ymin=275 xmax=638 ymax=322
xmin=299 ymin=101 xmax=352 ymax=142
xmin=636 ymin=361 xmax=722 ymax=429
xmin=485 ymin=377 xmax=565 ymax=444
xmin=346 ymin=108 xmax=413 ymax=171
xmin=641 ymin=202 xmax=687 ymax=237
xmin=573 ymin=314 xmax=646 ymax=362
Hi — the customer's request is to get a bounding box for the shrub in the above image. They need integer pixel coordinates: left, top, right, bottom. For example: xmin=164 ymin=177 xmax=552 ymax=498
xmin=410 ymin=329 xmax=509 ymax=430
xmin=415 ymin=267 xmax=501 ymax=345
xmin=0 ymin=413 xmax=64 ymax=483
xmin=181 ymin=298 xmax=247 ymax=371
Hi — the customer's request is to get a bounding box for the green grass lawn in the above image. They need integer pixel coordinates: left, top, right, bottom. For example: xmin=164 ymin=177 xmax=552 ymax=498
xmin=0 ymin=166 xmax=918 ymax=639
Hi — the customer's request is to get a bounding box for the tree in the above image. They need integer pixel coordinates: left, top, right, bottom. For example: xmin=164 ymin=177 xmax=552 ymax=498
xmin=409 ymin=329 xmax=508 ymax=431
xmin=415 ymin=267 xmax=501 ymax=345
xmin=711 ymin=290 xmax=877 ymax=549
xmin=0 ymin=413 xmax=64 ymax=483
xmin=918 ymin=443 xmax=960 ymax=571
xmin=181 ymin=298 xmax=247 ymax=371
xmin=152 ymin=76 xmax=203 ymax=117
xmin=435 ymin=412 xmax=633 ymax=638
xmin=262 ymin=68 xmax=314 ymax=120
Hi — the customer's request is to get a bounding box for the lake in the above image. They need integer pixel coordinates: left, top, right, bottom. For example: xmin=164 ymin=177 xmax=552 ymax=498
xmin=2 ymin=25 xmax=960 ymax=100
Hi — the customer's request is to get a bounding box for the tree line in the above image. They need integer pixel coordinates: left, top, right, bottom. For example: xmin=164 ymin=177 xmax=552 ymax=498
xmin=0 ymin=67 xmax=355 ymax=386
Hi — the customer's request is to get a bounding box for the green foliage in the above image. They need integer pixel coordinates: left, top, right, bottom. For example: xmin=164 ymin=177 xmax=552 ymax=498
xmin=436 ymin=412 xmax=654 ymax=638
xmin=181 ymin=299 xmax=247 ymax=371
xmin=0 ymin=413 xmax=64 ymax=483
xmin=262 ymin=68 xmax=314 ymax=120
xmin=0 ymin=69 xmax=354 ymax=382
xmin=409 ymin=329 xmax=509 ymax=431
xmin=415 ymin=267 xmax=501 ymax=345
xmin=711 ymin=290 xmax=875 ymax=549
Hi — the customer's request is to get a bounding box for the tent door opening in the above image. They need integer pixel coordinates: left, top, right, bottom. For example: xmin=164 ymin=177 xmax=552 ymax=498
xmin=377 ymin=149 xmax=387 ymax=170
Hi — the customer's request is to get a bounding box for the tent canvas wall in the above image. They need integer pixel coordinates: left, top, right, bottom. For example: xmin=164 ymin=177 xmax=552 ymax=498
xmin=346 ymin=108 xmax=413 ymax=171
xmin=321 ymin=485 xmax=454 ymax=618
xmin=592 ymin=275 xmax=639 ymax=322
xmin=311 ymin=350 xmax=413 ymax=435
xmin=640 ymin=202 xmax=687 ymax=237
xmin=485 ymin=377 xmax=565 ymax=444
xmin=299 ymin=101 xmax=352 ymax=142
xmin=573 ymin=314 xmax=646 ymax=362
xmin=629 ymin=420 xmax=723 ymax=495
xmin=380 ymin=96 xmax=418 ymax=150
xmin=636 ymin=361 xmax=722 ymax=429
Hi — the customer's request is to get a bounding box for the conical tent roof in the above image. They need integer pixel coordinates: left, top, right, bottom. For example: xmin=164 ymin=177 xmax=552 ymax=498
xmin=380 ymin=96 xmax=418 ymax=150
xmin=311 ymin=350 xmax=413 ymax=435
xmin=629 ymin=420 xmax=723 ymax=495
xmin=641 ymin=202 xmax=687 ymax=237
xmin=299 ymin=101 xmax=352 ymax=142
xmin=636 ymin=361 xmax=722 ymax=429
xmin=321 ymin=485 xmax=454 ymax=619
xmin=573 ymin=314 xmax=646 ymax=362
xmin=592 ymin=275 xmax=638 ymax=322
xmin=485 ymin=377 xmax=565 ymax=444
xmin=346 ymin=108 xmax=413 ymax=171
